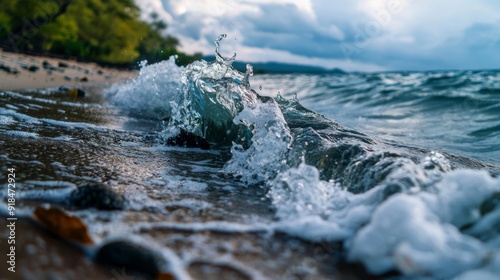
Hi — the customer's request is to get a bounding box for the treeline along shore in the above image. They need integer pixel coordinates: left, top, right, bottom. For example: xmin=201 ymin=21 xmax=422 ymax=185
xmin=0 ymin=0 xmax=202 ymax=69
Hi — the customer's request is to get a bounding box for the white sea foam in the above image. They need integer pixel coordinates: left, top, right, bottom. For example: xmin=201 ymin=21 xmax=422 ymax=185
xmin=24 ymin=180 xmax=77 ymax=188
xmin=269 ymin=161 xmax=500 ymax=278
xmin=165 ymin=199 xmax=213 ymax=211
xmin=348 ymin=193 xmax=487 ymax=278
xmin=269 ymin=162 xmax=382 ymax=241
xmin=5 ymin=130 xmax=39 ymax=138
xmin=0 ymin=109 xmax=41 ymax=124
xmin=222 ymin=100 xmax=292 ymax=184
xmin=39 ymin=118 xmax=111 ymax=132
xmin=5 ymin=104 xmax=19 ymax=110
xmin=0 ymin=115 xmax=14 ymax=125
xmin=106 ymin=56 xmax=183 ymax=119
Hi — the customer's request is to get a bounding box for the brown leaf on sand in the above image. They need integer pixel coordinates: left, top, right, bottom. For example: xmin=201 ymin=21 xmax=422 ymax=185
xmin=33 ymin=206 xmax=94 ymax=245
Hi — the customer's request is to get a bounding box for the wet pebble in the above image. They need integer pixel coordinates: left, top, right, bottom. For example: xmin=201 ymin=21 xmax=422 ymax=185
xmin=68 ymin=183 xmax=125 ymax=210
xmin=95 ymin=240 xmax=166 ymax=278
xmin=26 ymin=65 xmax=39 ymax=72
xmin=167 ymin=129 xmax=210 ymax=150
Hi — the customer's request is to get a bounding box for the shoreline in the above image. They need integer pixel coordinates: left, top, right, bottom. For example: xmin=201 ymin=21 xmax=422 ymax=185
xmin=0 ymin=49 xmax=137 ymax=91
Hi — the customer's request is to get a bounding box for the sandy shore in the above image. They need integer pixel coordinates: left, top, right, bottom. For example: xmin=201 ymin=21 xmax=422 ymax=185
xmin=0 ymin=49 xmax=137 ymax=91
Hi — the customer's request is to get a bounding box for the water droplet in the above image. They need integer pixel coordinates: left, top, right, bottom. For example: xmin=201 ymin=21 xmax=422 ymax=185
xmin=259 ymin=86 xmax=262 ymax=90
xmin=243 ymin=64 xmax=254 ymax=87
xmin=246 ymin=64 xmax=254 ymax=77
xmin=214 ymin=34 xmax=236 ymax=65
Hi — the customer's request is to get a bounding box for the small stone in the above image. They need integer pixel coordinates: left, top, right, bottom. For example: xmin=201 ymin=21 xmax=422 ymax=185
xmin=167 ymin=129 xmax=210 ymax=150
xmin=68 ymin=183 xmax=125 ymax=210
xmin=27 ymin=65 xmax=39 ymax=72
xmin=0 ymin=64 xmax=11 ymax=73
xmin=42 ymin=60 xmax=52 ymax=69
xmin=95 ymin=240 xmax=163 ymax=278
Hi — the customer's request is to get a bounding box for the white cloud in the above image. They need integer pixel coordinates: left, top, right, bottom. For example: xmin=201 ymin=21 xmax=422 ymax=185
xmin=135 ymin=0 xmax=500 ymax=71
xmin=135 ymin=0 xmax=173 ymax=24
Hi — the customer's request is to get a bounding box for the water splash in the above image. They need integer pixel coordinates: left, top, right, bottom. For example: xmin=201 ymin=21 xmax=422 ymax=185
xmin=215 ymin=34 xmax=236 ymax=65
xmin=243 ymin=64 xmax=253 ymax=87
xmin=106 ymin=56 xmax=183 ymax=120
xmin=165 ymin=34 xmax=291 ymax=183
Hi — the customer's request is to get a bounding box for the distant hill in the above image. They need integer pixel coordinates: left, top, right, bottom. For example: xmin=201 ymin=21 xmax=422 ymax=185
xmin=203 ymin=55 xmax=346 ymax=74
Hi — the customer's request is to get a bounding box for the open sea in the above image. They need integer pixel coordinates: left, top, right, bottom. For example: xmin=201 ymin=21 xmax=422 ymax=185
xmin=1 ymin=50 xmax=500 ymax=279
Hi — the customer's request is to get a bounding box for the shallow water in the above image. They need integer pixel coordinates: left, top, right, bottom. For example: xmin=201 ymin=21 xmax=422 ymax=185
xmin=1 ymin=53 xmax=500 ymax=280
xmin=0 ymin=86 xmax=363 ymax=279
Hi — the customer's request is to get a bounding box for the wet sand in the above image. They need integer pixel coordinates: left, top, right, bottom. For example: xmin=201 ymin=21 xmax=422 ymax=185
xmin=0 ymin=49 xmax=136 ymax=91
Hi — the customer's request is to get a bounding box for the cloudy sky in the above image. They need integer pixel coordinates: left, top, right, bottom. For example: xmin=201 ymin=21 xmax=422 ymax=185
xmin=135 ymin=0 xmax=500 ymax=72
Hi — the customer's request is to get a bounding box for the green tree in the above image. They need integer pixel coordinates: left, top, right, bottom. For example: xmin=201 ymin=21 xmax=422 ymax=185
xmin=0 ymin=0 xmax=201 ymax=66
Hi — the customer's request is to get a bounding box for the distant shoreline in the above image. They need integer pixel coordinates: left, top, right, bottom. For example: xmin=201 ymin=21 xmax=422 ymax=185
xmin=0 ymin=49 xmax=137 ymax=91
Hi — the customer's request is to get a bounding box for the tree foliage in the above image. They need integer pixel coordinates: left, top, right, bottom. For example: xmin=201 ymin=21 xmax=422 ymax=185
xmin=0 ymin=0 xmax=200 ymax=66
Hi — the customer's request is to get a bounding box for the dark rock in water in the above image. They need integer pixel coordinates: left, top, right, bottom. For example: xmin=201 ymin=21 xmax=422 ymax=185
xmin=68 ymin=183 xmax=124 ymax=210
xmin=64 ymin=75 xmax=71 ymax=81
xmin=94 ymin=240 xmax=163 ymax=278
xmin=42 ymin=60 xmax=52 ymax=69
xmin=0 ymin=63 xmax=18 ymax=74
xmin=27 ymin=65 xmax=39 ymax=72
xmin=80 ymin=77 xmax=88 ymax=82
xmin=58 ymin=62 xmax=69 ymax=68
xmin=167 ymin=129 xmax=210 ymax=150
xmin=42 ymin=60 xmax=57 ymax=71
xmin=97 ymin=70 xmax=103 ymax=75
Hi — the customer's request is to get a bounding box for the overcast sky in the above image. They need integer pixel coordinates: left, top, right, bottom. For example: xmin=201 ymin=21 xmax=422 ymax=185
xmin=135 ymin=0 xmax=500 ymax=72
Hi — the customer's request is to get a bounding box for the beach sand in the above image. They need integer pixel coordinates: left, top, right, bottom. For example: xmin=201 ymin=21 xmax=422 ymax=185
xmin=0 ymin=49 xmax=137 ymax=91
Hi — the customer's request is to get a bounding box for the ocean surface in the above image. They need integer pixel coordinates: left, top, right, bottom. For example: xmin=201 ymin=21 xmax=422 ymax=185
xmin=1 ymin=44 xmax=500 ymax=279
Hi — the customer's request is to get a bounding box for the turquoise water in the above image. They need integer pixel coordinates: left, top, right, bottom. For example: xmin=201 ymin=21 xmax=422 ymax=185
xmin=253 ymin=70 xmax=500 ymax=165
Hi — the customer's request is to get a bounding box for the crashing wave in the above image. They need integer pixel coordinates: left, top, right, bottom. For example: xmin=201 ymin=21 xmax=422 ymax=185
xmin=109 ymin=34 xmax=500 ymax=279
xmin=165 ymin=34 xmax=292 ymax=184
